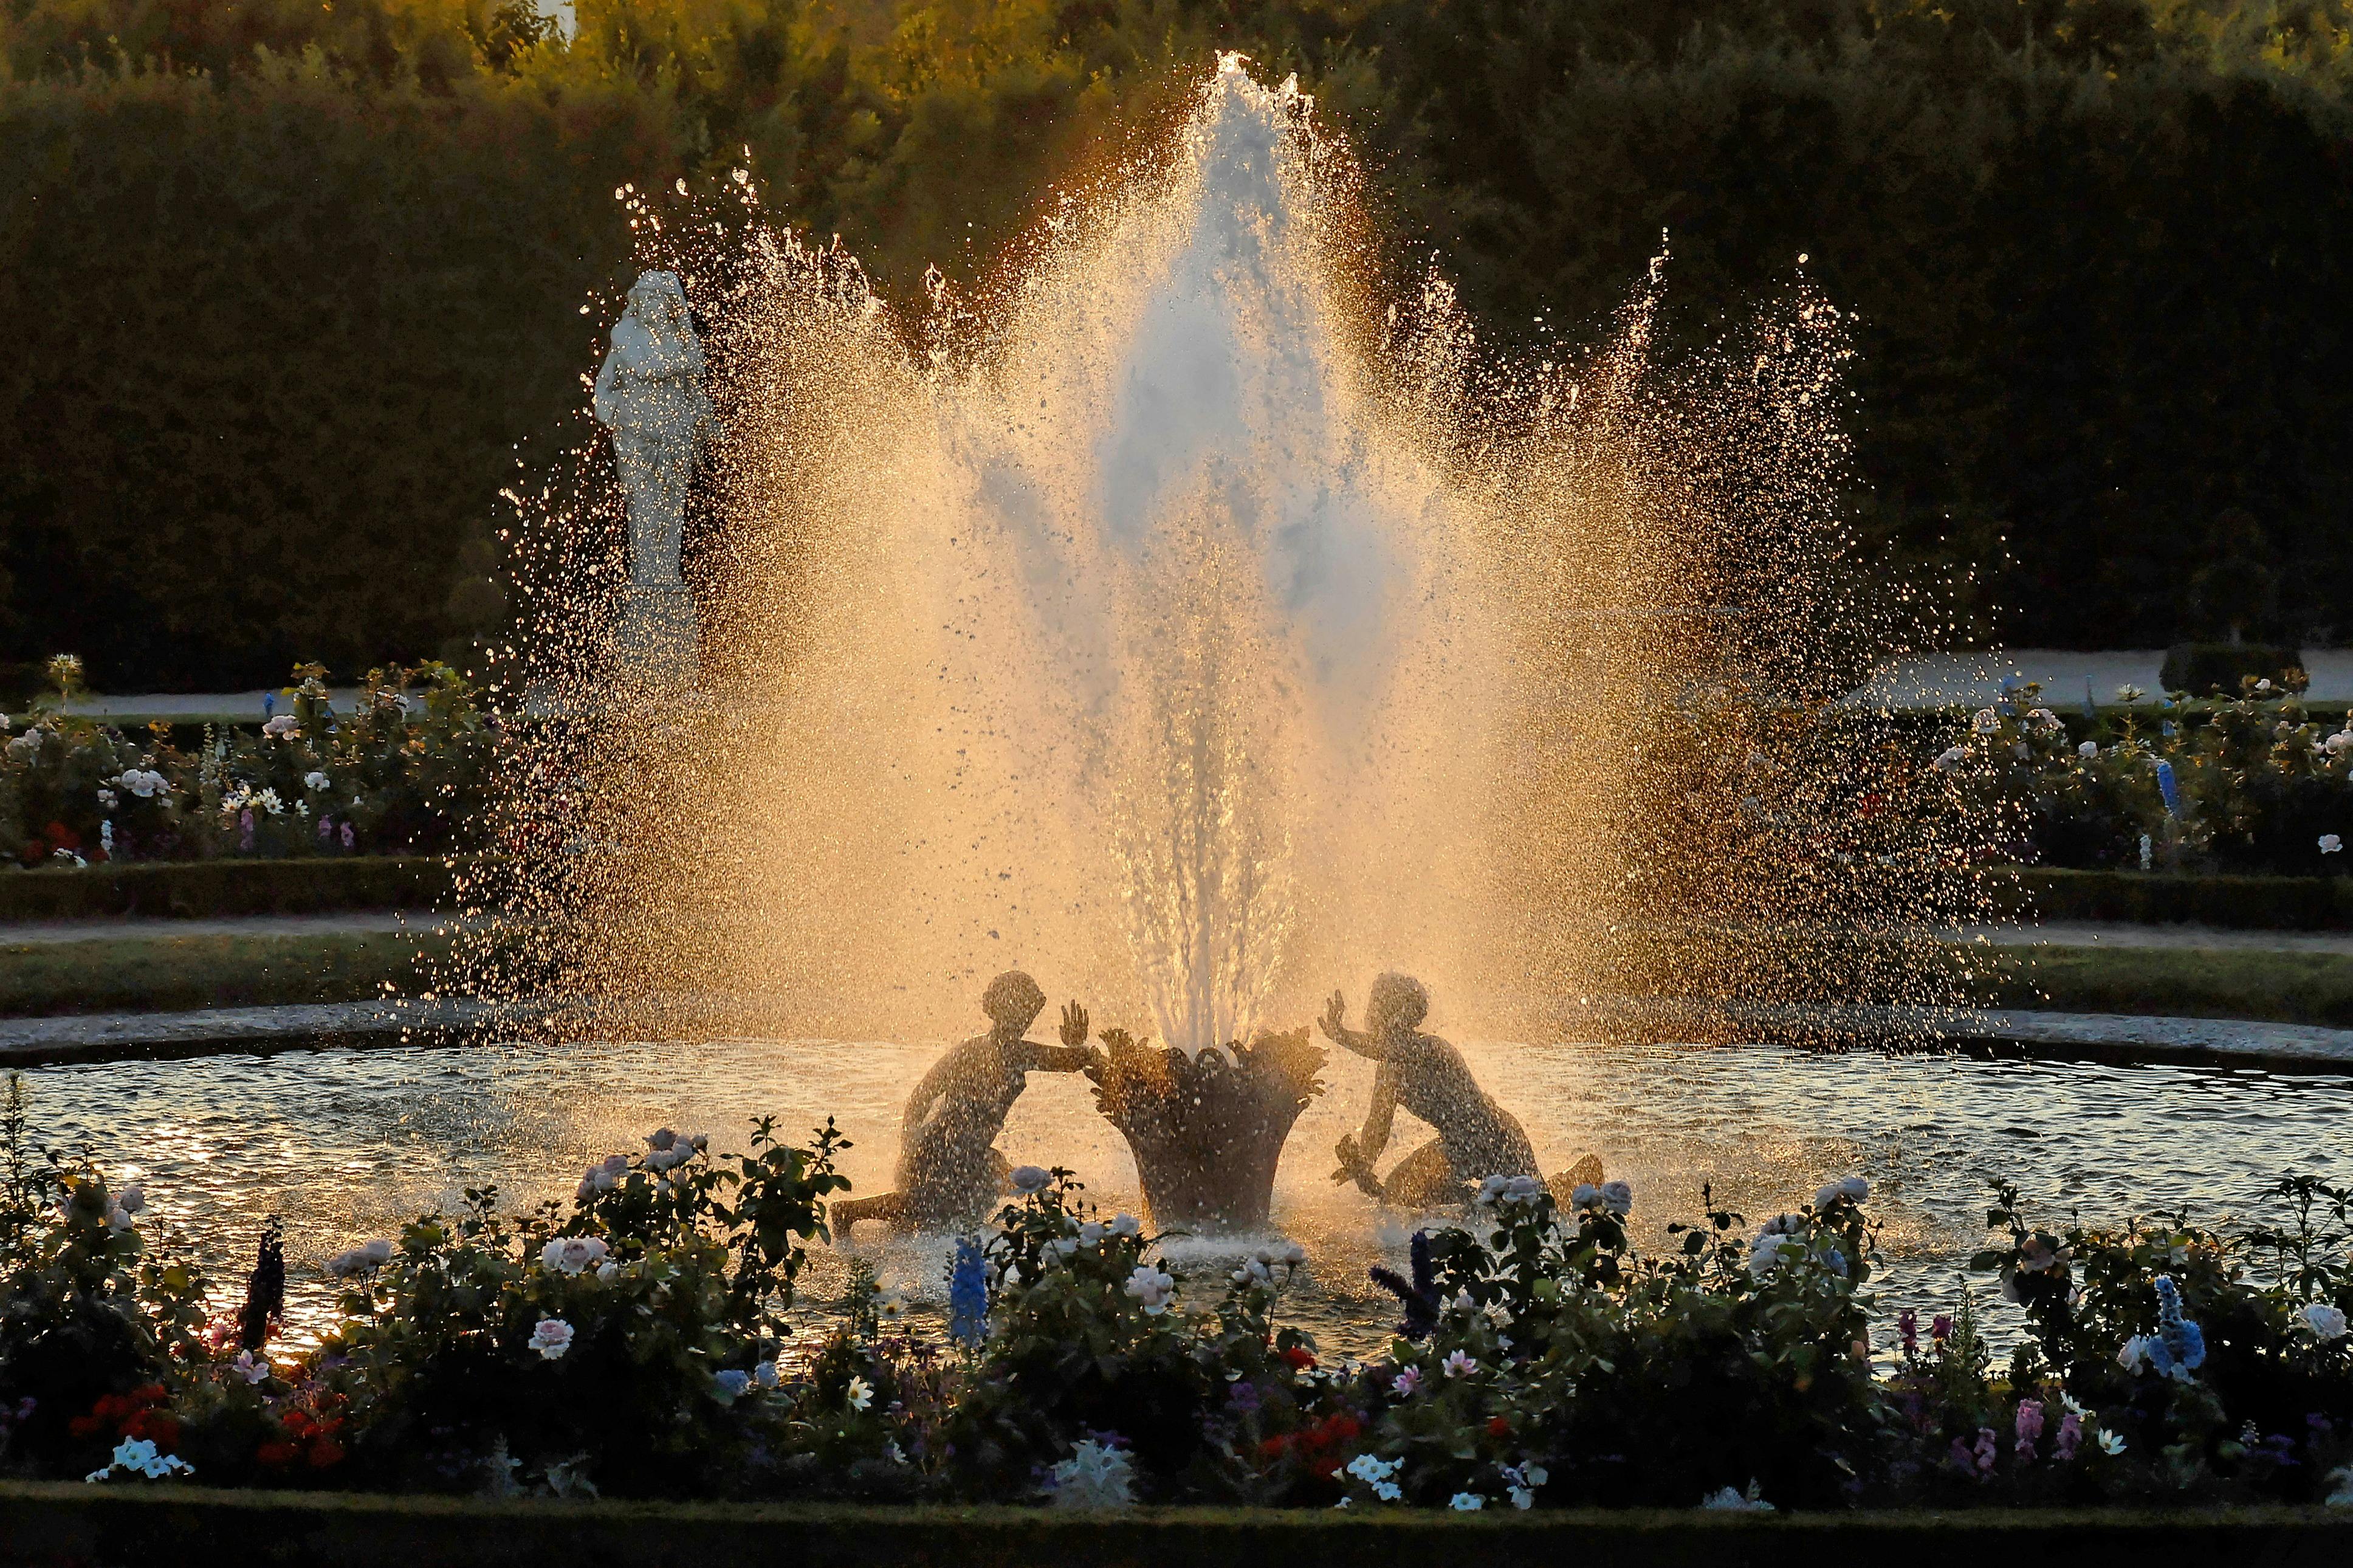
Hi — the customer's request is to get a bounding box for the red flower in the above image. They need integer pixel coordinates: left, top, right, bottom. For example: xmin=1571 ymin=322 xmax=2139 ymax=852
xmin=307 ymin=1437 xmax=346 ymax=1468
xmin=1258 ymin=1413 xmax=1364 ymax=1465
xmin=256 ymin=1441 xmax=300 ymax=1467
xmin=123 ymin=1409 xmax=180 ymax=1447
xmin=72 ymin=1385 xmax=171 ymax=1441
xmin=1487 ymin=1415 xmax=1511 ymax=1437
xmin=1280 ymin=1346 xmax=1316 ymax=1371
xmin=44 ymin=822 xmax=79 ymax=853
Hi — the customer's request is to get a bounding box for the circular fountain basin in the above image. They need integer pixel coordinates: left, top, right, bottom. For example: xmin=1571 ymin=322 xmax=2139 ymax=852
xmin=13 ymin=1036 xmax=2348 ymax=1354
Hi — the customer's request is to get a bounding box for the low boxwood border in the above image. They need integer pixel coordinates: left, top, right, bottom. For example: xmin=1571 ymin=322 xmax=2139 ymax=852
xmin=1992 ymin=867 xmax=2353 ymax=929
xmin=0 ymin=856 xmax=495 ymax=922
xmin=0 ymin=1485 xmax=2346 ymax=1568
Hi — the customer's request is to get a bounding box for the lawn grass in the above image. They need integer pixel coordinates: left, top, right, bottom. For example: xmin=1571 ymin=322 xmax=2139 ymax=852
xmin=0 ymin=929 xmax=459 ymax=1016
xmin=1994 ymin=944 xmax=2353 ymax=1028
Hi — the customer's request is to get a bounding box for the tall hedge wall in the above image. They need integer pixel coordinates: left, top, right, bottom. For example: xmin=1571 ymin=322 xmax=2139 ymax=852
xmin=0 ymin=57 xmax=675 ymax=689
xmin=0 ymin=0 xmax=2348 ymax=687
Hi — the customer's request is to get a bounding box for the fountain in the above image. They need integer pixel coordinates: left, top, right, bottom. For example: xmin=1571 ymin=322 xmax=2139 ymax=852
xmin=490 ymin=55 xmax=1994 ymax=1231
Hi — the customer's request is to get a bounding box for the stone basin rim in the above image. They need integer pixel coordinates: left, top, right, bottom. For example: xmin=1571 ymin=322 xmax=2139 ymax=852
xmin=0 ymin=997 xmax=2346 ymax=1075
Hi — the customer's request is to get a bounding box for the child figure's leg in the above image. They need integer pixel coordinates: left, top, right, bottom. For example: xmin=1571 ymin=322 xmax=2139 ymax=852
xmin=1549 ymin=1153 xmax=1605 ymax=1195
xmin=1379 ymin=1141 xmax=1463 ymax=1208
xmin=830 ymin=1192 xmax=911 ymax=1240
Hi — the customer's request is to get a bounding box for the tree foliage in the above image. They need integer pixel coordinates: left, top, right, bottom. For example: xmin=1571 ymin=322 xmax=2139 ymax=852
xmin=1 ymin=0 xmax=2348 ymax=685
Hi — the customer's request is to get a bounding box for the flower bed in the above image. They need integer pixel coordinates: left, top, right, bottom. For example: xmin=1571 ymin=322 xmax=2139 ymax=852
xmin=1 ymin=1077 xmax=2348 ymax=1516
xmin=1937 ymin=675 xmax=2353 ymax=876
xmin=0 ymin=659 xmax=498 ymax=871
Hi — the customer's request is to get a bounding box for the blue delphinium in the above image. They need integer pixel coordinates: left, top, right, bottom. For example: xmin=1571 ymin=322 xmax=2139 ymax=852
xmin=2154 ymin=758 xmax=2183 ymax=819
xmin=2149 ymin=1276 xmax=2207 ymax=1376
xmin=947 ymin=1236 xmax=989 ymax=1347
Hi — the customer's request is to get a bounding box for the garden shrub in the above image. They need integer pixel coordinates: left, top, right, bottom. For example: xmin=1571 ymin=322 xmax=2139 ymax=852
xmin=316 ymin=1119 xmax=848 ymax=1496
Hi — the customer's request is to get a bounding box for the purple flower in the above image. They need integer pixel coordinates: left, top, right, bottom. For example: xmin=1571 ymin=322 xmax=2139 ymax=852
xmin=2015 ymin=1400 xmax=2044 ymax=1459
xmin=1931 ymin=1315 xmax=1954 ymax=1343
xmin=1391 ymin=1366 xmax=1423 ymax=1397
xmin=1227 ymin=1380 xmax=1260 ymax=1413
xmin=1898 ymin=1309 xmax=1918 ymax=1358
xmin=2055 ymin=1411 xmax=2083 ymax=1462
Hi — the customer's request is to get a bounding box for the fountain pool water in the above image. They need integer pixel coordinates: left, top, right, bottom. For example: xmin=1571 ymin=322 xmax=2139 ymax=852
xmin=18 ymin=1037 xmax=2346 ymax=1357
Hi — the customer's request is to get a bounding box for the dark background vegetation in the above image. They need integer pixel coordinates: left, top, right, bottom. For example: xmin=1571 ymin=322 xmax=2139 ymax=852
xmin=1 ymin=0 xmax=2347 ymax=689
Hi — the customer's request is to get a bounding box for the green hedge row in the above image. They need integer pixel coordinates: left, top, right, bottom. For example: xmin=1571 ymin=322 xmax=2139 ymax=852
xmin=1994 ymin=867 xmax=2353 ymax=929
xmin=4 ymin=1 xmax=2353 ymax=684
xmin=0 ymin=928 xmax=460 ymax=1018
xmin=0 ymin=1485 xmax=2344 ymax=1568
xmin=0 ymin=856 xmax=478 ymax=922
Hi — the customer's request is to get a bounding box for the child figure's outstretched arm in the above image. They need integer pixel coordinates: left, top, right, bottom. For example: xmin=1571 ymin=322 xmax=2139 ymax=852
xmin=1017 ymin=1000 xmax=1100 ymax=1072
xmin=1318 ymin=991 xmax=1380 ymax=1059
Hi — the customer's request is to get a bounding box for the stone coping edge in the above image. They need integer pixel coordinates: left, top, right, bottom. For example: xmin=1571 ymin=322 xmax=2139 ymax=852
xmin=1 ymin=995 xmax=2349 ymax=1074
xmin=0 ymin=1483 xmax=2346 ymax=1568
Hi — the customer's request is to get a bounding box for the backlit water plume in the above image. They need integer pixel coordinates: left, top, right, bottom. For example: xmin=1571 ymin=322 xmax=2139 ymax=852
xmin=475 ymin=57 xmax=1994 ymax=1048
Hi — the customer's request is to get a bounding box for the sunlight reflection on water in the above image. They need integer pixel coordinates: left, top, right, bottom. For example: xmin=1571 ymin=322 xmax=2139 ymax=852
xmin=16 ymin=1039 xmax=2348 ymax=1356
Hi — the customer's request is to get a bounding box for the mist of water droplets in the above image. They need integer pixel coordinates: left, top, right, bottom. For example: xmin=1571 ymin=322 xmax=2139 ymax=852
xmin=456 ymin=57 xmax=1997 ymax=1053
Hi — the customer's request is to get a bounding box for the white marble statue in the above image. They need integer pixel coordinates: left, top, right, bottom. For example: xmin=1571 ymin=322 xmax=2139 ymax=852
xmin=593 ymin=270 xmax=711 ymax=683
xmin=594 ymin=270 xmax=711 ymax=588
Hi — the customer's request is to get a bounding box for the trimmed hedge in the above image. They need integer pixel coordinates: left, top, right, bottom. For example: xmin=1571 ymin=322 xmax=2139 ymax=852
xmin=0 ymin=1485 xmax=2346 ymax=1568
xmin=0 ymin=856 xmax=479 ymax=922
xmin=1992 ymin=867 xmax=2353 ymax=930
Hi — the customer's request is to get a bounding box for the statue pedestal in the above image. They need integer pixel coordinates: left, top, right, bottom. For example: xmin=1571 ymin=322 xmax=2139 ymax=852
xmin=1087 ymin=1027 xmax=1325 ymax=1234
xmin=614 ymin=583 xmax=699 ymax=689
